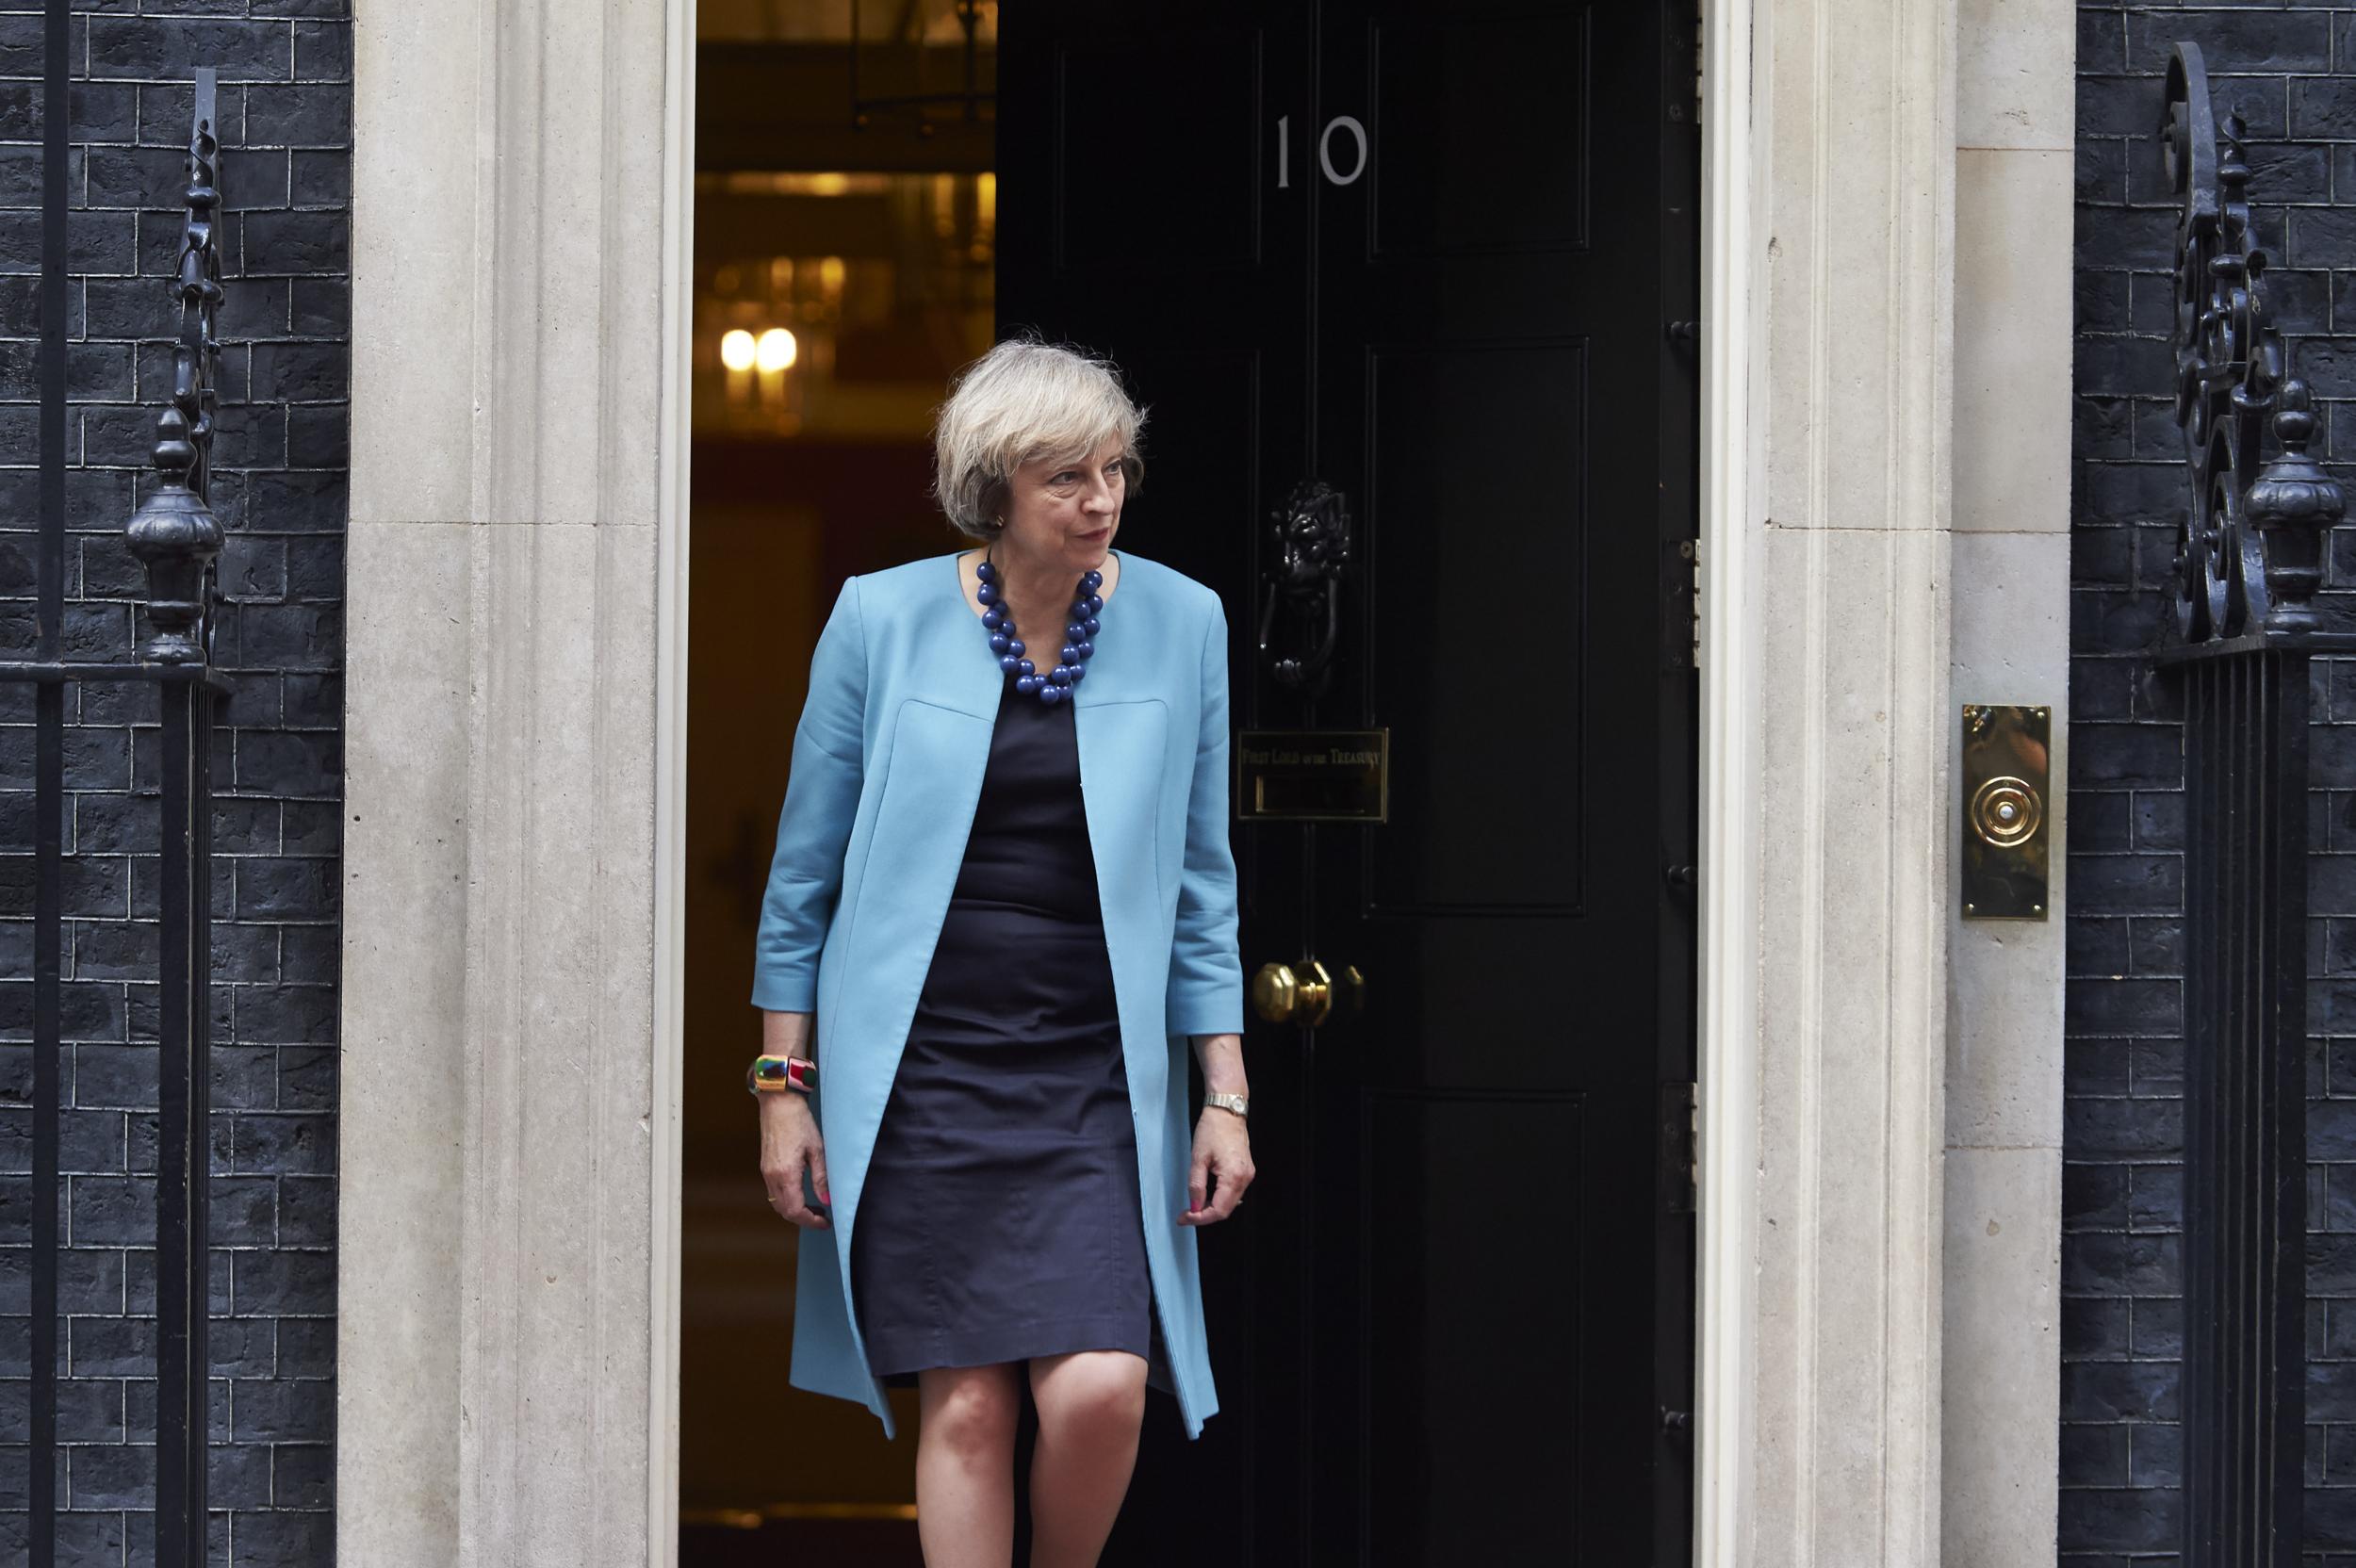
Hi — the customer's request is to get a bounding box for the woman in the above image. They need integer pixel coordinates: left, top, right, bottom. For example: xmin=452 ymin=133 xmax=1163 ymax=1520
xmin=747 ymin=335 xmax=1254 ymax=1564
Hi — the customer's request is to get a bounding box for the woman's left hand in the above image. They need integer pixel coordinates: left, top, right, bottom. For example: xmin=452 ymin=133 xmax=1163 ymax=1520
xmin=1181 ymin=1105 xmax=1254 ymax=1224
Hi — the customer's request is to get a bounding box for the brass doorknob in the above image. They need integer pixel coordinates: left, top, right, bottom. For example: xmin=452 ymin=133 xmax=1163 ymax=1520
xmin=1252 ymin=958 xmax=1334 ymax=1026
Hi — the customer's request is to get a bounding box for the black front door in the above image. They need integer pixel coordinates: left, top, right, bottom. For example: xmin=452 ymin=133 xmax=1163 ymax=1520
xmin=998 ymin=3 xmax=1700 ymax=1560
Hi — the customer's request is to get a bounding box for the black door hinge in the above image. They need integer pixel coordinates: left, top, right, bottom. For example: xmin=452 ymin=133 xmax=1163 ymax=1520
xmin=1661 ymin=538 xmax=1700 ymax=671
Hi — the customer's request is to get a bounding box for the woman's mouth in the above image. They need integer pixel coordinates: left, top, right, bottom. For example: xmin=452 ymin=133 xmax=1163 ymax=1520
xmin=1078 ymin=527 xmax=1110 ymax=542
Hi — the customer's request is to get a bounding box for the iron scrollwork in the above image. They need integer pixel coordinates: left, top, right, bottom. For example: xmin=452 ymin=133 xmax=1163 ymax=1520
xmin=1257 ymin=479 xmax=1352 ymax=698
xmin=2156 ymin=43 xmax=2350 ymax=1568
xmin=2160 ymin=43 xmax=2345 ymax=647
xmin=124 ymin=74 xmax=227 ymax=667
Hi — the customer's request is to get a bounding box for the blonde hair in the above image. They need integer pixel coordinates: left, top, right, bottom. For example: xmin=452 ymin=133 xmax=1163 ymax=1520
xmin=929 ymin=333 xmax=1148 ymax=538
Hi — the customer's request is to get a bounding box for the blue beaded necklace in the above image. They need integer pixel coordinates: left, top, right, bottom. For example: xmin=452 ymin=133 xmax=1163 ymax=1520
xmin=975 ymin=548 xmax=1104 ymax=705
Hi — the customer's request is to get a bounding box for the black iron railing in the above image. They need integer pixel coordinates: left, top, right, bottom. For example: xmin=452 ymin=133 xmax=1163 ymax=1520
xmin=2151 ymin=42 xmax=2350 ymax=1568
xmin=6 ymin=66 xmax=230 ymax=1568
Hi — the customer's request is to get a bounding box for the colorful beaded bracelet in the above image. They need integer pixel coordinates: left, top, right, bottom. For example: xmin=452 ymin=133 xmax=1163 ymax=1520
xmin=746 ymin=1054 xmax=817 ymax=1096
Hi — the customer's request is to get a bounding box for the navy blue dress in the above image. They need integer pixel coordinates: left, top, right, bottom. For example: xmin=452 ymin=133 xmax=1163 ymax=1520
xmin=849 ymin=665 xmax=1153 ymax=1381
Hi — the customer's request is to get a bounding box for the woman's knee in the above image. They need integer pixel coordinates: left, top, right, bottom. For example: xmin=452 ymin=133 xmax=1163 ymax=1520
xmin=1028 ymin=1349 xmax=1147 ymax=1438
xmin=918 ymin=1363 xmax=1023 ymax=1455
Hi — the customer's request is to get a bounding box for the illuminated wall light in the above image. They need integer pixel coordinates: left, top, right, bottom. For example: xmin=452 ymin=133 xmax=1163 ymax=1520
xmin=756 ymin=327 xmax=798 ymax=373
xmin=719 ymin=329 xmax=758 ymax=372
xmin=819 ymin=255 xmax=845 ymax=296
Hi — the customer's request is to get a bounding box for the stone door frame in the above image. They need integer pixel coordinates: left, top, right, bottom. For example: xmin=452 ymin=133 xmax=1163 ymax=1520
xmin=336 ymin=0 xmax=2070 ymax=1561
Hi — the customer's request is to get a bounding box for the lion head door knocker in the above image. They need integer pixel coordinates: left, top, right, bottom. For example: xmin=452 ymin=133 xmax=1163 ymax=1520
xmin=1257 ymin=480 xmax=1353 ymax=699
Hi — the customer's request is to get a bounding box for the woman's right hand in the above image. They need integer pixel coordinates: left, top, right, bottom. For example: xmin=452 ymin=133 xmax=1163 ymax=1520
xmin=759 ymin=1093 xmax=832 ymax=1229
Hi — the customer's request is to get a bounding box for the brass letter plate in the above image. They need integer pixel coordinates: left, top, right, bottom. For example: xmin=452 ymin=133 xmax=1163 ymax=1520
xmin=1961 ymin=704 xmax=2051 ymax=920
xmin=1235 ymin=729 xmax=1389 ymax=822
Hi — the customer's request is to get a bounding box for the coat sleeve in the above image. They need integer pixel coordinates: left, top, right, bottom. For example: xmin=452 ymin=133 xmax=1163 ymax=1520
xmin=751 ymin=575 xmax=868 ymax=1014
xmin=1164 ymin=595 xmax=1246 ymax=1037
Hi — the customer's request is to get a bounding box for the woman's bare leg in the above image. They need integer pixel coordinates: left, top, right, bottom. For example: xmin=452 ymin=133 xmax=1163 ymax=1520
xmin=1023 ymin=1348 xmax=1149 ymax=1568
xmin=914 ymin=1362 xmax=1024 ymax=1568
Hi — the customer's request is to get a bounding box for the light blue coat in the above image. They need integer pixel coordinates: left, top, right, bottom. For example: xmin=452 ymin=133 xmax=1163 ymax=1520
xmin=750 ymin=547 xmax=1243 ymax=1441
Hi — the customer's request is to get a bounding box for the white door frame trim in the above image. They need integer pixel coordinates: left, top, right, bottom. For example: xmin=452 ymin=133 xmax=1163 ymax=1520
xmin=649 ymin=0 xmax=697 ymax=1556
xmin=631 ymin=0 xmax=1770 ymax=1563
xmin=1692 ymin=0 xmax=1760 ymax=1559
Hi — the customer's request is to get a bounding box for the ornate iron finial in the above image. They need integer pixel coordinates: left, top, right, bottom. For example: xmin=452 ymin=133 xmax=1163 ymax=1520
xmin=2158 ymin=46 xmax=2345 ymax=647
xmin=2245 ymin=379 xmax=2345 ymax=629
xmin=124 ymin=68 xmax=225 ymax=666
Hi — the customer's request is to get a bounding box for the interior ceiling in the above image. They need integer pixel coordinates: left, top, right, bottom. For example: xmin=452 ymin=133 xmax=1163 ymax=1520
xmin=695 ymin=37 xmax=994 ymax=173
xmin=697 ymin=0 xmax=998 ymax=46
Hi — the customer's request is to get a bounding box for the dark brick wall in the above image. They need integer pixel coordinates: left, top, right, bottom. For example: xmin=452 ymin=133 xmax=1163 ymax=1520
xmin=2070 ymin=4 xmax=2356 ymax=1560
xmin=0 ymin=7 xmax=348 ymax=1564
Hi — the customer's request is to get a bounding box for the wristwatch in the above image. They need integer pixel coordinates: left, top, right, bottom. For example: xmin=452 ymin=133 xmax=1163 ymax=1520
xmin=1203 ymin=1090 xmax=1250 ymax=1119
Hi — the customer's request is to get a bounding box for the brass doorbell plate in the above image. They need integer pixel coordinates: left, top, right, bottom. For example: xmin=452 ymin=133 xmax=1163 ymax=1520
xmin=1962 ymin=704 xmax=2051 ymax=920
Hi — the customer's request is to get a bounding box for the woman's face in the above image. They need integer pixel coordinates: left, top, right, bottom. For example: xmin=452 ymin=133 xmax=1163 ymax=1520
xmin=1000 ymin=434 xmax=1124 ymax=573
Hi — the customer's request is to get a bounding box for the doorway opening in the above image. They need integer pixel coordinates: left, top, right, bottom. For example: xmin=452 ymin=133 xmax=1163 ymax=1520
xmin=679 ymin=4 xmax=997 ymax=1562
xmin=679 ymin=2 xmax=1702 ymax=1563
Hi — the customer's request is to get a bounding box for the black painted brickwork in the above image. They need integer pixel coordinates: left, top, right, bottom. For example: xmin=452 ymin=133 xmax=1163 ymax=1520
xmin=0 ymin=7 xmax=349 ymax=1565
xmin=2072 ymin=5 xmax=2356 ymax=1560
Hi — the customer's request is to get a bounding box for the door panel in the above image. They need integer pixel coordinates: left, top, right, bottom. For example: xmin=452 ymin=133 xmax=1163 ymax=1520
xmin=1055 ymin=28 xmax=1268 ymax=274
xmin=1362 ymin=1088 xmax=1586 ymax=1560
xmin=998 ymin=3 xmax=1696 ymax=1560
xmin=1363 ymin=340 xmax=1588 ymax=914
xmin=1366 ymin=12 xmax=1590 ymax=257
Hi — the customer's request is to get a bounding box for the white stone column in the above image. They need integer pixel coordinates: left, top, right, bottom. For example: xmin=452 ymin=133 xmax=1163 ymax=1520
xmin=1713 ymin=0 xmax=1960 ymax=1560
xmin=337 ymin=0 xmax=684 ymax=1562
